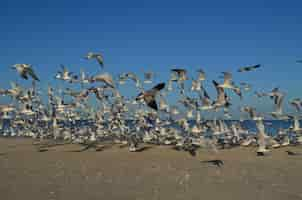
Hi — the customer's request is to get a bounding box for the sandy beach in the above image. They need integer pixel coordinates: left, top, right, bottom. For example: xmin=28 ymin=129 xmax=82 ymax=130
xmin=0 ymin=138 xmax=301 ymax=200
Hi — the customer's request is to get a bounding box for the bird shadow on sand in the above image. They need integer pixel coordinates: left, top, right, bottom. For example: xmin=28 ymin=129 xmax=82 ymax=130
xmin=33 ymin=141 xmax=71 ymax=149
xmin=133 ymin=146 xmax=153 ymax=152
xmin=67 ymin=144 xmax=113 ymax=152
xmin=0 ymin=152 xmax=8 ymax=156
xmin=118 ymin=145 xmax=154 ymax=152
xmin=200 ymin=159 xmax=224 ymax=167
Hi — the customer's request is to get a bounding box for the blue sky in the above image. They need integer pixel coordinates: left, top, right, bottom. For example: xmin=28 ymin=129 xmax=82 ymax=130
xmin=0 ymin=0 xmax=302 ymax=117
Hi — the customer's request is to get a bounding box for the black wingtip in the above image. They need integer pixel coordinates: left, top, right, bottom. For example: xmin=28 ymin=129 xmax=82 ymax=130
xmin=212 ymin=80 xmax=218 ymax=86
xmin=153 ymin=82 xmax=165 ymax=91
xmin=147 ymin=100 xmax=158 ymax=110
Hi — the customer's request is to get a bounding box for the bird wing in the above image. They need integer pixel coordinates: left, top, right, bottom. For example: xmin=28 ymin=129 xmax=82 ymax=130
xmin=26 ymin=67 xmax=40 ymax=81
xmin=20 ymin=71 xmax=29 ymax=80
xmin=291 ymin=102 xmax=300 ymax=111
xmin=222 ymin=72 xmax=232 ymax=85
xmin=150 ymin=82 xmax=165 ymax=93
xmin=96 ymin=55 xmax=104 ymax=67
xmin=60 ymin=64 xmax=68 ymax=73
xmin=238 ymin=64 xmax=260 ymax=72
xmin=213 ymin=80 xmax=225 ymax=102
xmin=146 ymin=99 xmax=158 ymax=110
xmin=143 ymin=94 xmax=158 ymax=110
xmin=94 ymin=74 xmax=115 ymax=88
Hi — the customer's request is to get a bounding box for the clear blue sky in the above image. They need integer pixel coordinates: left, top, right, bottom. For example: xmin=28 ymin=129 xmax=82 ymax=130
xmin=0 ymin=0 xmax=302 ymax=117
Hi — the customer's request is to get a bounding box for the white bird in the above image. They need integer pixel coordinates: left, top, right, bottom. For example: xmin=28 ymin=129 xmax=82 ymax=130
xmin=90 ymin=73 xmax=115 ymax=88
xmin=256 ymin=120 xmax=270 ymax=155
xmin=11 ymin=64 xmax=40 ymax=81
xmin=218 ymin=72 xmax=242 ymax=99
xmin=85 ymin=52 xmax=104 ymax=68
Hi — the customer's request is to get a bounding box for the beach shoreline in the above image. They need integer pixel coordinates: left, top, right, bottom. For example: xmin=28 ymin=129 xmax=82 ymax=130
xmin=0 ymin=138 xmax=302 ymax=200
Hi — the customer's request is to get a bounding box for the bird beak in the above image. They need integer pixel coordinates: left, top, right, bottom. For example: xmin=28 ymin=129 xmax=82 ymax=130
xmin=11 ymin=65 xmax=16 ymax=69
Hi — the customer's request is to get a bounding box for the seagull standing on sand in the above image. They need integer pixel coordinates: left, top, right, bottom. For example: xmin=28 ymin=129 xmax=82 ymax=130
xmin=256 ymin=120 xmax=270 ymax=155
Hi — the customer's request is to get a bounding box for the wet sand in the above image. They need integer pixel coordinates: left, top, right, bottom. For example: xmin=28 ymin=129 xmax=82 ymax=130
xmin=0 ymin=138 xmax=302 ymax=200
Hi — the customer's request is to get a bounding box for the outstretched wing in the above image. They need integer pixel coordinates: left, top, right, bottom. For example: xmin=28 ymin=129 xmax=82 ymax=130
xmin=146 ymin=99 xmax=158 ymax=110
xmin=96 ymin=55 xmax=104 ymax=67
xmin=26 ymin=67 xmax=40 ymax=81
xmin=151 ymin=82 xmax=165 ymax=92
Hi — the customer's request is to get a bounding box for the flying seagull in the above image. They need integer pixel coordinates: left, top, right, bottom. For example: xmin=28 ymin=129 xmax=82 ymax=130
xmin=197 ymin=69 xmax=206 ymax=81
xmin=85 ymin=52 xmax=104 ymax=68
xmin=237 ymin=64 xmax=261 ymax=72
xmin=90 ymin=73 xmax=115 ymax=88
xmin=11 ymin=64 xmax=40 ymax=81
xmin=136 ymin=83 xmax=165 ymax=110
xmin=218 ymin=72 xmax=242 ymax=99
xmin=290 ymin=98 xmax=302 ymax=112
xmin=212 ymin=80 xmax=231 ymax=108
xmin=171 ymin=68 xmax=188 ymax=81
xmin=199 ymin=89 xmax=214 ymax=110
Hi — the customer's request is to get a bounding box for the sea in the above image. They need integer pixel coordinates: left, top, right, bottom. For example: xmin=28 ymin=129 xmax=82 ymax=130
xmin=0 ymin=119 xmax=297 ymax=137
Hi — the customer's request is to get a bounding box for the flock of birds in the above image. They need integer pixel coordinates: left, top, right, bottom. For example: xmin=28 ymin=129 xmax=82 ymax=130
xmin=1 ymin=52 xmax=302 ymax=158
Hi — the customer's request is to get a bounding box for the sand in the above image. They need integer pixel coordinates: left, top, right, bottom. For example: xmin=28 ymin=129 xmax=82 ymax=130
xmin=0 ymin=138 xmax=302 ymax=200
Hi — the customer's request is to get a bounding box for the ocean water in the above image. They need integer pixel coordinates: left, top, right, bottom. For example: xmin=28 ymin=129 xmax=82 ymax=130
xmin=0 ymin=119 xmax=296 ymax=137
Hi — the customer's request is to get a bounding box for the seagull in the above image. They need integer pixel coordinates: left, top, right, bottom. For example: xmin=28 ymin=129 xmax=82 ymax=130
xmin=288 ymin=115 xmax=302 ymax=134
xmin=85 ymin=52 xmax=104 ymax=68
xmin=290 ymin=98 xmax=302 ymax=112
xmin=124 ymin=73 xmax=142 ymax=89
xmin=199 ymin=89 xmax=214 ymax=110
xmin=55 ymin=65 xmax=76 ymax=82
xmin=11 ymin=64 xmax=40 ymax=81
xmin=90 ymin=73 xmax=115 ymax=88
xmin=240 ymin=106 xmax=263 ymax=121
xmin=191 ymin=79 xmax=202 ymax=92
xmin=260 ymin=87 xmax=286 ymax=118
xmin=171 ymin=69 xmax=188 ymax=81
xmin=212 ymin=80 xmax=231 ymax=109
xmin=218 ymin=72 xmax=242 ymax=99
xmin=237 ymin=64 xmax=261 ymax=72
xmin=136 ymin=83 xmax=165 ymax=110
xmin=0 ymin=104 xmax=15 ymax=116
xmin=197 ymin=69 xmax=206 ymax=81
xmin=158 ymin=94 xmax=169 ymax=112
xmin=64 ymin=88 xmax=90 ymax=101
xmin=256 ymin=120 xmax=270 ymax=155
xmin=271 ymin=92 xmax=285 ymax=117
xmin=3 ymin=82 xmax=23 ymax=99
xmin=88 ymin=87 xmax=109 ymax=101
